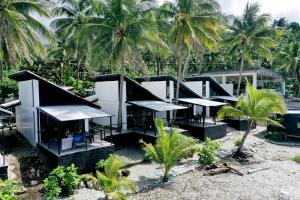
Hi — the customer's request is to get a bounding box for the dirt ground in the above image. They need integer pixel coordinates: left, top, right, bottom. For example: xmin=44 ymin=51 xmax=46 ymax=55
xmin=129 ymin=127 xmax=300 ymax=200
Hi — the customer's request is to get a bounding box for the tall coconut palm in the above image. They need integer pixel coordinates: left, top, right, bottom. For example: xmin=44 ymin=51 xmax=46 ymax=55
xmin=159 ymin=0 xmax=221 ymax=118
xmin=278 ymin=41 xmax=300 ymax=96
xmin=51 ymin=0 xmax=93 ymax=81
xmin=86 ymin=0 xmax=159 ymax=130
xmin=226 ymin=2 xmax=278 ymax=96
xmin=218 ymin=81 xmax=286 ymax=155
xmin=0 ymin=0 xmax=52 ymax=77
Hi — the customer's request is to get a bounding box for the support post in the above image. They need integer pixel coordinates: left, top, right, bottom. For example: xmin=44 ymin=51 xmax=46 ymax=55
xmin=110 ymin=116 xmax=112 ymax=143
xmin=57 ymin=122 xmax=61 ymax=155
xmin=153 ymin=111 xmax=157 ymax=136
xmin=253 ymin=73 xmax=257 ymax=89
xmin=206 ymin=81 xmax=210 ymax=117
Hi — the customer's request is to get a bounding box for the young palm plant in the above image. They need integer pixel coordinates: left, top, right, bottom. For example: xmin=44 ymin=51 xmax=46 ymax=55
xmin=81 ymin=154 xmax=136 ymax=200
xmin=141 ymin=118 xmax=199 ymax=182
xmin=218 ymin=81 xmax=287 ymax=155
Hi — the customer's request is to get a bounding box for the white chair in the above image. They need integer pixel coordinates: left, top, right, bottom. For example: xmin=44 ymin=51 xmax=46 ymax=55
xmin=61 ymin=138 xmax=73 ymax=150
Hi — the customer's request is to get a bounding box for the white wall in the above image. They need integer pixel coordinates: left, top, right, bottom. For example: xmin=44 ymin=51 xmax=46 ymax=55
xmin=93 ymin=81 xmax=127 ymax=129
xmin=185 ymin=81 xmax=203 ymax=97
xmin=220 ymin=84 xmax=233 ymax=96
xmin=141 ymin=81 xmax=167 ymax=100
xmin=16 ymin=80 xmax=40 ymax=146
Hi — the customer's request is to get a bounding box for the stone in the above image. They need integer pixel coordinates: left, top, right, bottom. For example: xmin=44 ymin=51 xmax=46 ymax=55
xmin=79 ymin=180 xmax=85 ymax=189
xmin=86 ymin=180 xmax=94 ymax=189
xmin=30 ymin=180 xmax=38 ymax=186
xmin=278 ymin=190 xmax=291 ymax=200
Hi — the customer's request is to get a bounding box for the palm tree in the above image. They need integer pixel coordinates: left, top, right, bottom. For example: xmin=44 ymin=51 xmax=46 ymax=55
xmin=81 ymin=154 xmax=136 ymax=200
xmin=226 ymin=2 xmax=278 ymax=96
xmin=158 ymin=0 xmax=221 ymax=118
xmin=0 ymin=0 xmax=52 ymax=77
xmin=277 ymin=40 xmax=300 ymax=96
xmin=141 ymin=118 xmax=199 ymax=182
xmin=218 ymin=81 xmax=286 ymax=155
xmin=51 ymin=0 xmax=93 ymax=81
xmin=86 ymin=0 xmax=159 ymax=130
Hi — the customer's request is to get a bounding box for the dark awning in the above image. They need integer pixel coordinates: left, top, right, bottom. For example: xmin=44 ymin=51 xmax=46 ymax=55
xmin=178 ymin=98 xmax=227 ymax=107
xmin=39 ymin=105 xmax=111 ymax=122
xmin=127 ymin=101 xmax=187 ymax=112
xmin=212 ymin=96 xmax=238 ymax=102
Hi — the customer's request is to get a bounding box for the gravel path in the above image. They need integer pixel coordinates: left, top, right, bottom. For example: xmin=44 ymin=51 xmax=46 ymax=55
xmin=129 ymin=127 xmax=300 ymax=200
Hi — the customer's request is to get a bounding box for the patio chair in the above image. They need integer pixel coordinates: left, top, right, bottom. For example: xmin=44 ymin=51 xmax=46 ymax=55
xmin=73 ymin=135 xmax=85 ymax=148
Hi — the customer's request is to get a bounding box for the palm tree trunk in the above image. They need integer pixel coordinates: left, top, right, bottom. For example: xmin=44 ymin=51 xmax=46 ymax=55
xmin=117 ymin=50 xmax=125 ymax=131
xmin=163 ymin=166 xmax=170 ymax=182
xmin=236 ymin=44 xmax=247 ymax=96
xmin=296 ymin=65 xmax=300 ymax=97
xmin=156 ymin=56 xmax=161 ymax=75
xmin=236 ymin=120 xmax=252 ymax=154
xmin=172 ymin=51 xmax=191 ymax=123
xmin=0 ymin=61 xmax=3 ymax=82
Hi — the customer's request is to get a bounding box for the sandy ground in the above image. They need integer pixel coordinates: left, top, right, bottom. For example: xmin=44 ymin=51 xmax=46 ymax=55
xmin=129 ymin=127 xmax=300 ymax=200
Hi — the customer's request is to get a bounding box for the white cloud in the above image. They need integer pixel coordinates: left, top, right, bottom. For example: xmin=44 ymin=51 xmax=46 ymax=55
xmin=218 ymin=0 xmax=300 ymax=22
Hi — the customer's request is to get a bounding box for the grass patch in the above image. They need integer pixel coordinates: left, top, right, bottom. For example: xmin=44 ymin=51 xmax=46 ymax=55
xmin=291 ymin=155 xmax=300 ymax=164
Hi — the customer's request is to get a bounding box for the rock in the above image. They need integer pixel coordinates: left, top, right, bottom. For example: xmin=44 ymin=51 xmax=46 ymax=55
xmin=30 ymin=180 xmax=38 ymax=186
xmin=79 ymin=180 xmax=85 ymax=189
xmin=121 ymin=169 xmax=130 ymax=177
xmin=86 ymin=180 xmax=94 ymax=189
xmin=278 ymin=190 xmax=291 ymax=200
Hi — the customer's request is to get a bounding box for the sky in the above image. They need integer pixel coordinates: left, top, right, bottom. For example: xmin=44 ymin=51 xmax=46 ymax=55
xmin=155 ymin=0 xmax=300 ymax=22
xmin=216 ymin=0 xmax=300 ymax=22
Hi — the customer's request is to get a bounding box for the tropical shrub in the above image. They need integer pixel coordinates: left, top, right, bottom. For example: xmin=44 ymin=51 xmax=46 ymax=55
xmin=291 ymin=155 xmax=300 ymax=164
xmin=198 ymin=138 xmax=220 ymax=166
xmin=81 ymin=154 xmax=136 ymax=200
xmin=95 ymin=159 xmax=106 ymax=172
xmin=43 ymin=164 xmax=80 ymax=200
xmin=0 ymin=180 xmax=20 ymax=200
xmin=141 ymin=118 xmax=199 ymax=182
xmin=265 ymin=131 xmax=286 ymax=141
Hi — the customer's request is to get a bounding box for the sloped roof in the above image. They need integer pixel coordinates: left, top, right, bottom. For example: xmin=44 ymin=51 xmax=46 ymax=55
xmin=9 ymin=70 xmax=100 ymax=109
xmin=184 ymin=76 xmax=231 ymax=96
xmin=91 ymin=74 xmax=163 ymax=101
xmin=135 ymin=75 xmax=202 ymax=99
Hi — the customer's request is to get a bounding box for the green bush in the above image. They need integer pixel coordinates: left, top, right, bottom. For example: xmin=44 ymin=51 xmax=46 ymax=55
xmin=265 ymin=131 xmax=286 ymax=141
xmin=95 ymin=159 xmax=106 ymax=172
xmin=235 ymin=137 xmax=242 ymax=147
xmin=44 ymin=164 xmax=80 ymax=200
xmin=291 ymin=155 xmax=300 ymax=164
xmin=0 ymin=180 xmax=20 ymax=200
xmin=198 ymin=138 xmax=221 ymax=166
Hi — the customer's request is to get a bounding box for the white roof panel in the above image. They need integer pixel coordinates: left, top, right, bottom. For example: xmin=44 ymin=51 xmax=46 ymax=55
xmin=39 ymin=105 xmax=111 ymax=121
xmin=178 ymin=98 xmax=227 ymax=107
xmin=0 ymin=108 xmax=13 ymax=116
xmin=212 ymin=96 xmax=238 ymax=102
xmin=127 ymin=101 xmax=187 ymax=112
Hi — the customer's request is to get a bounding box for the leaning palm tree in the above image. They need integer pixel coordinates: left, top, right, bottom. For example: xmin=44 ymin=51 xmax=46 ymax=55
xmin=81 ymin=154 xmax=136 ymax=200
xmin=218 ymin=81 xmax=287 ymax=155
xmin=86 ymin=0 xmax=160 ymax=130
xmin=158 ymin=0 xmax=222 ymax=118
xmin=141 ymin=118 xmax=199 ymax=182
xmin=226 ymin=2 xmax=278 ymax=96
xmin=0 ymin=0 xmax=52 ymax=76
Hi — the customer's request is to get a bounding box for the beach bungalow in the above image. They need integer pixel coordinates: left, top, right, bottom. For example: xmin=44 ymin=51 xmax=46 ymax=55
xmin=9 ymin=71 xmax=115 ymax=172
xmin=200 ymin=67 xmax=285 ymax=96
xmin=91 ymin=74 xmax=187 ymax=144
xmin=136 ymin=75 xmax=228 ymax=140
xmin=283 ymin=98 xmax=300 ymax=139
xmin=184 ymin=76 xmax=247 ymax=131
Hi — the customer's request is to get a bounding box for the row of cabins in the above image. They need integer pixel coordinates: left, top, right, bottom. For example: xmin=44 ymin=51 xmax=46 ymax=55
xmin=0 ymin=69 xmax=296 ymax=173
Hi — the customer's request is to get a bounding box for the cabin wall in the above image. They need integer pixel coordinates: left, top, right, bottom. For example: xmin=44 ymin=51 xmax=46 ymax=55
xmin=140 ymin=81 xmax=174 ymax=123
xmin=184 ymin=82 xmax=203 ymax=97
xmin=16 ymin=80 xmax=40 ymax=146
xmin=220 ymin=84 xmax=233 ymax=96
xmin=93 ymin=81 xmax=127 ymax=129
